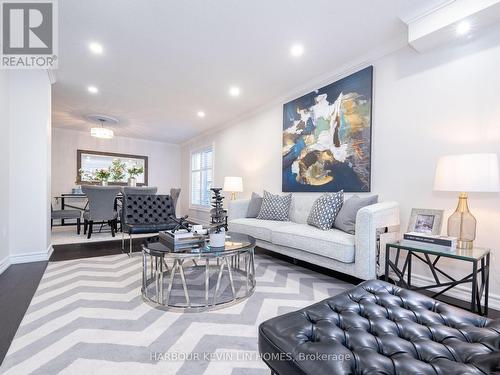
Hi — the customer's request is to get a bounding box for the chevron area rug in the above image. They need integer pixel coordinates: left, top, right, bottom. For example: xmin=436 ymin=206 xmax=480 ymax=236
xmin=1 ymin=252 xmax=352 ymax=375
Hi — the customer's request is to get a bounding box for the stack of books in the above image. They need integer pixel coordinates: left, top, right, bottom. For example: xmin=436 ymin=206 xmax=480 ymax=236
xmin=402 ymin=232 xmax=457 ymax=252
xmin=159 ymin=229 xmax=206 ymax=251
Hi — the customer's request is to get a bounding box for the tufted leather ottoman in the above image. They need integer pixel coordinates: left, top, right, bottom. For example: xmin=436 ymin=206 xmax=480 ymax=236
xmin=259 ymin=280 xmax=500 ymax=375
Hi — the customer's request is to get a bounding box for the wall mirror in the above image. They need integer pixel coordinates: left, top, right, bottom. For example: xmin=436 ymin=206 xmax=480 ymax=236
xmin=76 ymin=150 xmax=148 ymax=186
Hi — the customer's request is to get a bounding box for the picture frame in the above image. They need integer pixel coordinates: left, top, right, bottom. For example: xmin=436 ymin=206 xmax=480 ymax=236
xmin=407 ymin=208 xmax=444 ymax=235
xmin=282 ymin=66 xmax=373 ymax=192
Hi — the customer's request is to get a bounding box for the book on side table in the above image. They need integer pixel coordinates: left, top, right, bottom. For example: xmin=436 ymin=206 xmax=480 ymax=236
xmin=402 ymin=232 xmax=457 ymax=252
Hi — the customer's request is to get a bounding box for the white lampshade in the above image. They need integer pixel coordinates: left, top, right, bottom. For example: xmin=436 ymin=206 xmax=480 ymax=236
xmin=434 ymin=153 xmax=500 ymax=192
xmin=223 ymin=176 xmax=243 ymax=192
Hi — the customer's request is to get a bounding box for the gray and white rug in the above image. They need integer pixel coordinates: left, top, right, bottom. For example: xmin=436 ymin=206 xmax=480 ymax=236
xmin=1 ymin=252 xmax=352 ymax=375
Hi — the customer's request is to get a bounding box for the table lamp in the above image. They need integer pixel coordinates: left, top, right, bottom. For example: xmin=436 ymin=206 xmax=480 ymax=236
xmin=223 ymin=176 xmax=243 ymax=200
xmin=434 ymin=153 xmax=499 ymax=249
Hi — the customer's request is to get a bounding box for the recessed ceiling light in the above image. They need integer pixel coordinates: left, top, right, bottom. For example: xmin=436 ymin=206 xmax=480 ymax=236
xmin=290 ymin=44 xmax=304 ymax=57
xmin=197 ymin=111 xmax=206 ymax=118
xmin=89 ymin=42 xmax=103 ymax=55
xmin=229 ymin=86 xmax=241 ymax=97
xmin=87 ymin=85 xmax=99 ymax=94
xmin=456 ymin=20 xmax=471 ymax=36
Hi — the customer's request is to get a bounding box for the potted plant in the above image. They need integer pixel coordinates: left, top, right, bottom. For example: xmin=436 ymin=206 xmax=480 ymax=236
xmin=209 ymin=188 xmax=227 ymax=247
xmin=95 ymin=168 xmax=111 ymax=186
xmin=110 ymin=159 xmax=126 ymax=182
xmin=127 ymin=165 xmax=144 ymax=187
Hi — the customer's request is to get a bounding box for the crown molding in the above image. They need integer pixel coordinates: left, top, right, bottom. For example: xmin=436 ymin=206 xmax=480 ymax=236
xmin=399 ymin=0 xmax=456 ymax=24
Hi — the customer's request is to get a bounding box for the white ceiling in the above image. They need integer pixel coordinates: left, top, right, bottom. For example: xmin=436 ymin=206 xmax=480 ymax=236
xmin=52 ymin=0 xmax=448 ymax=143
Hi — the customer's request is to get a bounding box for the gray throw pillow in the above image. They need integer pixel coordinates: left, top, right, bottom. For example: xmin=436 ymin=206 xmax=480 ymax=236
xmin=256 ymin=191 xmax=292 ymax=221
xmin=246 ymin=192 xmax=263 ymax=218
xmin=334 ymin=195 xmax=378 ymax=234
xmin=307 ymin=191 xmax=344 ymax=230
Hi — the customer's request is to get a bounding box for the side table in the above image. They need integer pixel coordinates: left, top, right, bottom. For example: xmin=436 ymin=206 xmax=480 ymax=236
xmin=385 ymin=241 xmax=490 ymax=316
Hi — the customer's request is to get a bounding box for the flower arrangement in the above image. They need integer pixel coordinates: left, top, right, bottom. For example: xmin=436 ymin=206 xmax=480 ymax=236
xmin=95 ymin=168 xmax=111 ymax=182
xmin=110 ymin=159 xmax=126 ymax=182
xmin=127 ymin=165 xmax=144 ymax=178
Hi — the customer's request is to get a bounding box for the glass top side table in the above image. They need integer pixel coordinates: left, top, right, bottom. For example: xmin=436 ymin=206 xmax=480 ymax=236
xmin=384 ymin=240 xmax=490 ymax=316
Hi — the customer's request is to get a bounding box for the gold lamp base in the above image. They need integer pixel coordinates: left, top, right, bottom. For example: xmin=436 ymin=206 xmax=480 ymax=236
xmin=447 ymin=192 xmax=477 ymax=249
xmin=457 ymin=240 xmax=474 ymax=250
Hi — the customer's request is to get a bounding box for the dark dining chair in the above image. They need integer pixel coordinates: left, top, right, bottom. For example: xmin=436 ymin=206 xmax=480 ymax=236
xmin=51 ymin=205 xmax=81 ymax=234
xmin=82 ymin=186 xmax=121 ymax=239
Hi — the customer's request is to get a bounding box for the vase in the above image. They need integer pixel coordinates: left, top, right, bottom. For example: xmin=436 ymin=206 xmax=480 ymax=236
xmin=101 ymin=180 xmax=108 ymax=186
xmin=209 ymin=232 xmax=226 ymax=247
xmin=128 ymin=177 xmax=137 ymax=187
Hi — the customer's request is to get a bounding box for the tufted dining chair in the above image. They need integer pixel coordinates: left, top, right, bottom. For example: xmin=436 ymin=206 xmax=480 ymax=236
xmin=121 ymin=194 xmax=177 ymax=256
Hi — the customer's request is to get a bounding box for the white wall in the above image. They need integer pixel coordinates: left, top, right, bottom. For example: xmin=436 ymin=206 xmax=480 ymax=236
xmin=51 ymin=128 xmax=182 ymax=198
xmin=0 ymin=70 xmax=53 ymax=267
xmin=0 ymin=71 xmax=10 ymax=273
xmin=181 ymin=28 xmax=500 ymax=306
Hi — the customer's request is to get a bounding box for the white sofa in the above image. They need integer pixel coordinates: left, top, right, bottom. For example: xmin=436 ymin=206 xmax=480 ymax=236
xmin=228 ymin=195 xmax=400 ymax=280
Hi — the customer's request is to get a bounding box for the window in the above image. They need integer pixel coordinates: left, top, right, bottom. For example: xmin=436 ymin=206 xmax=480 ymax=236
xmin=190 ymin=146 xmax=213 ymax=209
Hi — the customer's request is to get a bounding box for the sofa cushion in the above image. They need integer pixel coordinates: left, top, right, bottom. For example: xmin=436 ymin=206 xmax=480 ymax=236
xmin=334 ymin=195 xmax=378 ymax=234
xmin=307 ymin=191 xmax=344 ymax=230
xmin=229 ymin=218 xmax=291 ymax=242
xmin=257 ymin=191 xmax=292 ymax=221
xmin=289 ymin=194 xmax=319 ymax=224
xmin=272 ymin=223 xmax=355 ymax=263
xmin=246 ymin=192 xmax=263 ymax=218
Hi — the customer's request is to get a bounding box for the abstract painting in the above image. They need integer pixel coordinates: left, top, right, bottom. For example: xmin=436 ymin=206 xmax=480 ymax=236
xmin=282 ymin=66 xmax=373 ymax=192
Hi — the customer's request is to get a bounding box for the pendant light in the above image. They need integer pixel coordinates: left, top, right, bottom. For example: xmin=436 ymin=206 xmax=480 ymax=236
xmin=88 ymin=114 xmax=118 ymax=139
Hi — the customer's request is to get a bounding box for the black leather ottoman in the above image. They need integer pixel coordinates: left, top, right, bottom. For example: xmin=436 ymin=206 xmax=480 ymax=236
xmin=259 ymin=280 xmax=500 ymax=375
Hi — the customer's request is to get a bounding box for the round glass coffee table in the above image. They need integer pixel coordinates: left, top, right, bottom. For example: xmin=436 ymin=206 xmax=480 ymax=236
xmin=141 ymin=232 xmax=256 ymax=312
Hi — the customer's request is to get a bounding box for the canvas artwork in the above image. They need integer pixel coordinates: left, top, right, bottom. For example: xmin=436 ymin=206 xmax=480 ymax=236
xmin=282 ymin=66 xmax=373 ymax=192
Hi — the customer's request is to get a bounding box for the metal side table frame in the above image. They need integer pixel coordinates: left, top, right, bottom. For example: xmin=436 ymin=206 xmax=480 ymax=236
xmin=385 ymin=241 xmax=490 ymax=316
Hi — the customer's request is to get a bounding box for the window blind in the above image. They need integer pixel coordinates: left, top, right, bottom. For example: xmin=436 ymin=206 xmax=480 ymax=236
xmin=190 ymin=146 xmax=213 ymax=208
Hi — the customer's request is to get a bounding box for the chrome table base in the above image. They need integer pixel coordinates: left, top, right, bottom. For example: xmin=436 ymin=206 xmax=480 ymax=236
xmin=141 ymin=249 xmax=256 ymax=312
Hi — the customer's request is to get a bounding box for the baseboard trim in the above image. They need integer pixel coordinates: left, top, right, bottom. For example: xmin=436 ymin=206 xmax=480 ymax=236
xmin=388 ymin=271 xmax=500 ymax=311
xmin=0 ymin=255 xmax=11 ymax=275
xmin=9 ymin=245 xmax=53 ymax=264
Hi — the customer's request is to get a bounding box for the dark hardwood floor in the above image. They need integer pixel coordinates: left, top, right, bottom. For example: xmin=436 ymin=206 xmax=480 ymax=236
xmin=0 ymin=238 xmax=498 ymax=366
xmin=49 ymin=238 xmax=143 ymax=261
xmin=0 ymin=261 xmax=47 ymax=364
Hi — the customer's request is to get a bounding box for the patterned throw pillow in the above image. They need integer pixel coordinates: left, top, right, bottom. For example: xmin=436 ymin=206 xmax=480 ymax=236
xmin=307 ymin=191 xmax=344 ymax=230
xmin=256 ymin=191 xmax=292 ymax=221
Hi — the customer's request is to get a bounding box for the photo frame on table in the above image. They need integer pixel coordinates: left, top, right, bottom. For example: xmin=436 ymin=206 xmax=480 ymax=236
xmin=407 ymin=208 xmax=444 ymax=235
